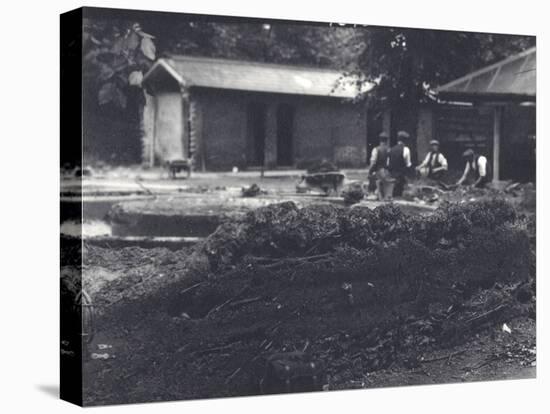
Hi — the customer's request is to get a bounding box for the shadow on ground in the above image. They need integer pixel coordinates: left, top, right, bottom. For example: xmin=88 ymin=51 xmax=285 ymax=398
xmin=36 ymin=384 xmax=59 ymax=399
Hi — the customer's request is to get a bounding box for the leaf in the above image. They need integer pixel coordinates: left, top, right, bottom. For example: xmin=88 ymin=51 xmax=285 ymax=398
xmin=111 ymin=55 xmax=129 ymax=72
xmin=98 ymin=65 xmax=115 ymax=81
xmin=128 ymin=70 xmax=143 ymax=86
xmin=98 ymin=82 xmax=116 ymax=105
xmin=140 ymin=37 xmax=156 ymax=60
xmin=90 ymin=35 xmax=102 ymax=45
xmin=96 ymin=51 xmax=115 ymax=64
xmin=98 ymin=82 xmax=127 ymax=108
xmin=114 ymin=87 xmax=127 ymax=108
xmin=137 ymin=30 xmax=155 ymax=39
xmin=126 ymin=32 xmax=139 ymax=50
xmin=111 ymin=37 xmax=124 ymax=54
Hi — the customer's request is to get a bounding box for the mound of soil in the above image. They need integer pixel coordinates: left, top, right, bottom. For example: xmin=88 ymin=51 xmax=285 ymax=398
xmin=81 ymin=199 xmax=534 ymax=405
xmin=306 ymin=160 xmax=340 ymax=174
xmin=201 ymin=199 xmax=518 ymax=272
xmin=342 ymin=182 xmax=365 ymax=205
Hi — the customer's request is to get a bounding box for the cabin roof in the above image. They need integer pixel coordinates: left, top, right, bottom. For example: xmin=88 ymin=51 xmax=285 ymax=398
xmin=142 ymin=55 xmax=371 ymax=98
xmin=437 ymin=47 xmax=536 ymax=101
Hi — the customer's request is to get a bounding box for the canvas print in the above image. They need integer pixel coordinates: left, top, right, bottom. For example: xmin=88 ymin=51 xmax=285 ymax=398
xmin=60 ymin=6 xmax=536 ymax=406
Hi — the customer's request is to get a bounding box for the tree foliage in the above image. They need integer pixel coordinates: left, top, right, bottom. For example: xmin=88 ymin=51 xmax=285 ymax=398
xmin=82 ymin=16 xmax=367 ymax=111
xmin=356 ymin=27 xmax=535 ymax=111
xmin=83 ymin=19 xmax=157 ymax=109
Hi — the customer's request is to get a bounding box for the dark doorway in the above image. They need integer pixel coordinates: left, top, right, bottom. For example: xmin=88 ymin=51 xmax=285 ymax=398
xmin=276 ymin=104 xmax=294 ymax=166
xmin=247 ymin=103 xmax=267 ymax=166
xmin=501 ymin=105 xmax=536 ymax=182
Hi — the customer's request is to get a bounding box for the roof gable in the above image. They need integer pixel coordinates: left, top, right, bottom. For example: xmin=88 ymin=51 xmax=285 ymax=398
xmin=143 ymin=56 xmax=370 ymax=98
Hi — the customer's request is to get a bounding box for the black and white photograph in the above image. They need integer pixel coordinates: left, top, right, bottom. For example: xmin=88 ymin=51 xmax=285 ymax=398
xmin=3 ymin=0 xmax=550 ymax=412
xmin=57 ymin=5 xmax=540 ymax=406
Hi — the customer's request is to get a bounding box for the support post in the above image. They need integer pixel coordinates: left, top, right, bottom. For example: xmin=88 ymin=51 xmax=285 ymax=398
xmin=264 ymin=104 xmax=277 ymax=170
xmin=180 ymin=85 xmax=192 ymax=175
xmin=493 ymin=106 xmax=502 ymax=181
xmin=150 ymin=95 xmax=157 ymax=168
xmin=416 ymin=107 xmax=434 ymax=162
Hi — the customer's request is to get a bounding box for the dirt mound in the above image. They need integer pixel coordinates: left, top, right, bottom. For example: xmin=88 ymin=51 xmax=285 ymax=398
xmin=402 ymin=181 xmax=536 ymax=216
xmin=342 ymin=182 xmax=365 ymax=205
xmin=82 ymin=199 xmax=534 ymax=405
xmin=202 ymin=199 xmax=518 ymax=271
xmin=306 ymin=159 xmax=340 ymax=174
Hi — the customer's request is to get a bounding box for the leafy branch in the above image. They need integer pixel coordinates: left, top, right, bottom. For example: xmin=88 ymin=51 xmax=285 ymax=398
xmin=83 ymin=20 xmax=156 ymax=109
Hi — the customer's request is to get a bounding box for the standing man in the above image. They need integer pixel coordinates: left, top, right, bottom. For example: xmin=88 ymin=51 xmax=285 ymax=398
xmin=416 ymin=140 xmax=448 ymax=181
xmin=457 ymin=149 xmax=492 ymax=188
xmin=389 ymin=130 xmax=413 ymax=197
xmin=368 ymin=132 xmax=392 ymax=200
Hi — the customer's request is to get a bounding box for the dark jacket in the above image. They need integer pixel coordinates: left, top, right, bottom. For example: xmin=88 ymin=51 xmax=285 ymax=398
xmin=372 ymin=145 xmax=390 ymax=171
xmin=389 ymin=143 xmax=407 ymax=175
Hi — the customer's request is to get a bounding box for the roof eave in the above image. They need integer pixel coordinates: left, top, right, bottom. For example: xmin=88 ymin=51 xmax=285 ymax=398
xmin=191 ymin=85 xmax=360 ymax=99
xmin=437 ymin=91 xmax=536 ymax=104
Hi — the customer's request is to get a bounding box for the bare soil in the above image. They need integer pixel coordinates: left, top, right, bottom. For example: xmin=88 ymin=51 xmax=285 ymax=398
xmin=75 ymin=199 xmax=536 ymax=406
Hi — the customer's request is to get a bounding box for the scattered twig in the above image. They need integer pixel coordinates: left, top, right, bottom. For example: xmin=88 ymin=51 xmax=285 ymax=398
xmin=175 ymin=344 xmax=191 ymax=354
xmin=468 ymin=355 xmax=499 ymax=371
xmin=204 ymin=287 xmax=248 ymax=318
xmin=225 ymin=337 xmax=273 ymax=385
xmin=225 ymin=368 xmax=241 ymax=384
xmin=267 ymin=321 xmax=283 ymax=335
xmin=464 ymin=304 xmax=507 ymax=326
xmin=229 ymin=296 xmax=263 ymax=308
xmin=259 ymin=253 xmax=334 ymax=269
xmin=303 ymin=243 xmax=321 ymax=256
xmin=180 ymin=282 xmax=205 ymax=296
xmin=421 ymin=349 xmax=468 ymax=364
xmin=193 ymin=342 xmax=240 ymax=356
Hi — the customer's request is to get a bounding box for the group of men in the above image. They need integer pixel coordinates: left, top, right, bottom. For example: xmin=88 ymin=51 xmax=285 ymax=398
xmin=367 ymin=131 xmax=491 ymax=201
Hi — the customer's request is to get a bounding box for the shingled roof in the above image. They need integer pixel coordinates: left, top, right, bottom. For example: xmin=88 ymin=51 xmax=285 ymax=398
xmin=437 ymin=47 xmax=536 ymax=101
xmin=142 ymin=55 xmax=370 ymax=98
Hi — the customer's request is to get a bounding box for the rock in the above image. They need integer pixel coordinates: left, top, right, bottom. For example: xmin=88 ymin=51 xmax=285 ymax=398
xmin=241 ymin=183 xmax=262 ymax=197
xmin=342 ymin=181 xmax=365 ymax=205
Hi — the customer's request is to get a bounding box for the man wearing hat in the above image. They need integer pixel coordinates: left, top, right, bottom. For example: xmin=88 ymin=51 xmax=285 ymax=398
xmin=388 ymin=130 xmax=413 ymax=197
xmin=368 ymin=132 xmax=393 ymax=200
xmin=457 ymin=149 xmax=491 ymax=188
xmin=416 ymin=140 xmax=448 ymax=181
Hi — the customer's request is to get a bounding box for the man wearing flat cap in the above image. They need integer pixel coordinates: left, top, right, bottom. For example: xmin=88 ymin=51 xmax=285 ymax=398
xmin=388 ymin=130 xmax=413 ymax=197
xmin=457 ymin=148 xmax=491 ymax=188
xmin=416 ymin=139 xmax=448 ymax=181
xmin=368 ymin=132 xmax=393 ymax=200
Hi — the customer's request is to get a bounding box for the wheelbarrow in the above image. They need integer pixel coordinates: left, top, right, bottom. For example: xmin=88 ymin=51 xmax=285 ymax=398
xmin=296 ymin=171 xmax=346 ymax=195
xmin=166 ymin=158 xmax=191 ymax=179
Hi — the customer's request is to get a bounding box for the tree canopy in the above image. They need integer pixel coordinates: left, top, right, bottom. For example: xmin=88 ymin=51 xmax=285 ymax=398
xmin=356 ymin=26 xmax=535 ymax=111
